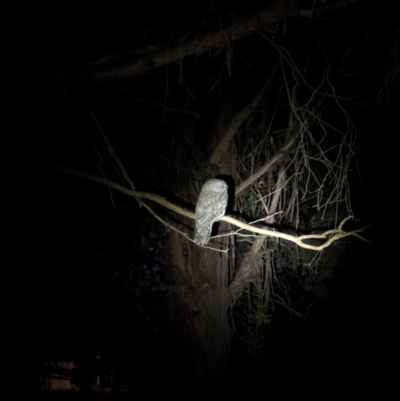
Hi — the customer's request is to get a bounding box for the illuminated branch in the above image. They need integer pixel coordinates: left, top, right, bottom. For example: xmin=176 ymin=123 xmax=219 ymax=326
xmin=17 ymin=153 xmax=370 ymax=251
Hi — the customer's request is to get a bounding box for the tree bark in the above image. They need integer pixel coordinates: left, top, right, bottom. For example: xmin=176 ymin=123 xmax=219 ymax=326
xmin=89 ymin=0 xmax=360 ymax=81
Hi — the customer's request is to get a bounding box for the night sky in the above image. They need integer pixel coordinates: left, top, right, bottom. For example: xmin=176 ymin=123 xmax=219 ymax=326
xmin=4 ymin=0 xmax=394 ymax=393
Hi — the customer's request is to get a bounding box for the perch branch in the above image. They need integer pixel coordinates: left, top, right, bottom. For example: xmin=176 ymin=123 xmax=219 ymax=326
xmin=17 ymin=153 xmax=370 ymax=251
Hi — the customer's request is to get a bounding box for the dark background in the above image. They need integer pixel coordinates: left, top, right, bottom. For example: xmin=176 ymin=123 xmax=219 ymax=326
xmin=4 ymin=0 xmax=393 ymax=394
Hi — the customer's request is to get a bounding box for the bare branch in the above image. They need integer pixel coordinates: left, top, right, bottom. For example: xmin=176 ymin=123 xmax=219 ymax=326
xmin=15 ymin=152 xmax=194 ymax=219
xmin=209 ymin=62 xmax=279 ymax=165
xmin=16 ymin=153 xmax=370 ymax=251
xmin=83 ymin=104 xmax=136 ymax=191
xmin=90 ymin=0 xmax=361 ymax=81
xmin=235 ymin=133 xmax=296 ymax=196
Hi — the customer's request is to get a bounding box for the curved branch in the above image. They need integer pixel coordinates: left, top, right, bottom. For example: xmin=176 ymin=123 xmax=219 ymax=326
xmin=235 ymin=132 xmax=296 ymax=196
xmin=209 ymin=62 xmax=279 ymax=165
xmin=17 ymin=153 xmax=370 ymax=251
xmin=16 ymin=153 xmax=194 ymax=218
xmin=89 ymin=0 xmax=361 ymax=81
xmin=222 ymin=215 xmax=371 ymax=250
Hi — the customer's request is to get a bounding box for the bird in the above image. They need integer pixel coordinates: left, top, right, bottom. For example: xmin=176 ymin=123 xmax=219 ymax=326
xmin=194 ymin=178 xmax=228 ymax=246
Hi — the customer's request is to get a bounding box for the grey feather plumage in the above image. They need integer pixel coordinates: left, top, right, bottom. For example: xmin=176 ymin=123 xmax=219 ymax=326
xmin=194 ymin=178 xmax=228 ymax=245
